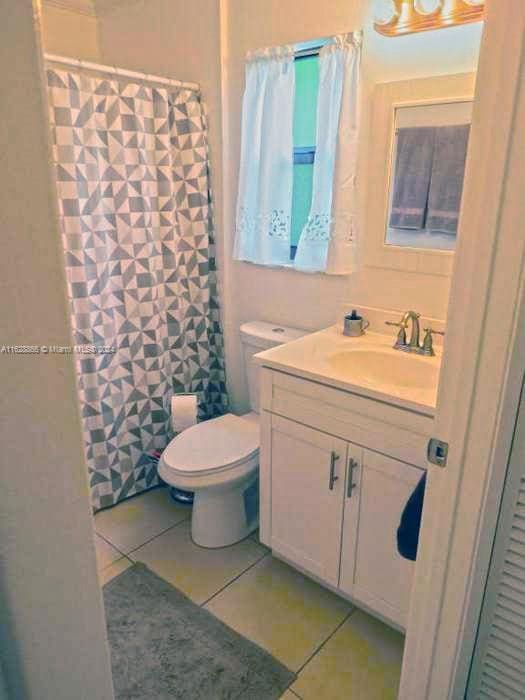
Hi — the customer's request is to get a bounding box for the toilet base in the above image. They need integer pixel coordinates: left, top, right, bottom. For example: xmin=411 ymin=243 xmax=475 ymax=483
xmin=191 ymin=472 xmax=259 ymax=548
xmin=169 ymin=487 xmax=194 ymax=505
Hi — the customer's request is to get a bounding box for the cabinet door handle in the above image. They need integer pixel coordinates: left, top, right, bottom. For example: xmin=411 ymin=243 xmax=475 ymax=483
xmin=347 ymin=458 xmax=358 ymax=498
xmin=329 ymin=452 xmax=340 ymax=491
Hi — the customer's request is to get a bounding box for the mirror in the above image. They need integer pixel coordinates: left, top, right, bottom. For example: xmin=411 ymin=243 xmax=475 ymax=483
xmin=385 ymin=100 xmax=472 ymax=252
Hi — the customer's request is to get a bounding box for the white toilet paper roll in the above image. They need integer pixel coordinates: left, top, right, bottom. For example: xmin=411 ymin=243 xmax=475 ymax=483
xmin=171 ymin=394 xmax=198 ymax=433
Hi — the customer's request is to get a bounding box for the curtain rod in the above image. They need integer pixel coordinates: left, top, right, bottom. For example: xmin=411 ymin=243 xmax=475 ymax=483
xmin=294 ymin=37 xmax=329 ymax=59
xmin=44 ymin=53 xmax=200 ymax=92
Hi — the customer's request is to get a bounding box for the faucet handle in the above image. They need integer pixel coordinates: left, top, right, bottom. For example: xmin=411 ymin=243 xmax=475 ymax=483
xmin=385 ymin=320 xmax=407 ymax=346
xmin=385 ymin=319 xmax=407 ymax=328
xmin=422 ymin=327 xmax=445 ymax=356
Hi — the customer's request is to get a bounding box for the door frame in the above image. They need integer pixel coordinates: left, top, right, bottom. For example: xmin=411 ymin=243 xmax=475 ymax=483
xmin=399 ymin=1 xmax=525 ymax=698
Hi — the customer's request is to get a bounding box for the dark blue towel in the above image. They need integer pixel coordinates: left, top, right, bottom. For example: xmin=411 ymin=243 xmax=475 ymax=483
xmin=397 ymin=472 xmax=427 ymax=561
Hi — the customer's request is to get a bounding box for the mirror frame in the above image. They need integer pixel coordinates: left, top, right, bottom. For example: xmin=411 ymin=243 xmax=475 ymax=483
xmin=365 ymin=72 xmax=476 ymax=277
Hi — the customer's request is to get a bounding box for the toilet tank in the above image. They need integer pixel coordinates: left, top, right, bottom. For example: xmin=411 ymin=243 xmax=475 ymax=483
xmin=240 ymin=321 xmax=307 ymax=413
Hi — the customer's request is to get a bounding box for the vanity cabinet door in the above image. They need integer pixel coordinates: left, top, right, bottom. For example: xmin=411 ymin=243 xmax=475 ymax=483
xmin=340 ymin=449 xmax=424 ymax=628
xmin=270 ymin=414 xmax=347 ymax=587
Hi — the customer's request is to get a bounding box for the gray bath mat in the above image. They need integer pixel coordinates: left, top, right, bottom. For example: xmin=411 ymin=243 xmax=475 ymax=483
xmin=103 ymin=563 xmax=295 ymax=699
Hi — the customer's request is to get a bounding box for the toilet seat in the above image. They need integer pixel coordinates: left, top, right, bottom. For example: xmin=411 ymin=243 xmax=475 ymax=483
xmin=160 ymin=412 xmax=259 ymax=479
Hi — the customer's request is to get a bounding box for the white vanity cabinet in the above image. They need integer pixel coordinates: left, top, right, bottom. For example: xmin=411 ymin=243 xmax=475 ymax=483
xmin=259 ymin=366 xmax=431 ymax=630
xmin=339 ymin=449 xmax=423 ymax=626
xmin=270 ymin=415 xmax=348 ymax=587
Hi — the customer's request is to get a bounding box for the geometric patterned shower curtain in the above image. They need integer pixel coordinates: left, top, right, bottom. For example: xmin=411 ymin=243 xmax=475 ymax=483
xmin=46 ymin=66 xmax=228 ymax=510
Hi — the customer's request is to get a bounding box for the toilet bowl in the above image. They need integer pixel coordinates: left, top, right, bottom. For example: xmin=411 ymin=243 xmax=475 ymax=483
xmin=158 ymin=412 xmax=260 ymax=548
xmin=159 ymin=321 xmax=307 ymax=548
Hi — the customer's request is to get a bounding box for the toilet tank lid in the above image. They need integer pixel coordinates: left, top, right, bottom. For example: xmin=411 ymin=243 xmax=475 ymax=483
xmin=240 ymin=321 xmax=307 ymax=349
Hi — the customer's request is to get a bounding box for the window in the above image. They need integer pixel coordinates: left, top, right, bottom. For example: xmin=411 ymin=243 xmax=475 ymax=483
xmin=234 ymin=34 xmax=360 ymax=272
xmin=291 ymin=50 xmax=320 ymax=260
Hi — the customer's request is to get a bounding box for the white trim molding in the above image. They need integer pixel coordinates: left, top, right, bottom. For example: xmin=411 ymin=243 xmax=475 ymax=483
xmin=42 ymin=0 xmax=96 ymax=17
xmin=365 ymin=72 xmax=476 ymax=278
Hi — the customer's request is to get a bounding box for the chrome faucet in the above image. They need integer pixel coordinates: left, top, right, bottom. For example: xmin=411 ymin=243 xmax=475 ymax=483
xmin=385 ymin=311 xmax=444 ymax=355
xmin=386 ymin=310 xmax=420 ymax=353
xmin=402 ymin=310 xmax=421 ymax=349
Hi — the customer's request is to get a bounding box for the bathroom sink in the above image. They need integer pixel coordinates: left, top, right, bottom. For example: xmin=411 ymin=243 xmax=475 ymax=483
xmin=254 ymin=325 xmax=441 ymax=413
xmin=327 ymin=348 xmax=439 ymax=391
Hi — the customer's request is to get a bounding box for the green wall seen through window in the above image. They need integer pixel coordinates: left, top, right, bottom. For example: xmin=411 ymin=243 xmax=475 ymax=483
xmin=291 ymin=55 xmax=319 ymax=253
xmin=293 ymin=55 xmax=319 ymax=146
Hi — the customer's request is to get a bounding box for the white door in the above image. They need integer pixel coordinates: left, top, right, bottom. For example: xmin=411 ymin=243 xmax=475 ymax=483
xmin=399 ymin=4 xmax=525 ymax=697
xmin=270 ymin=414 xmax=347 ymax=586
xmin=343 ymin=449 xmax=423 ymax=628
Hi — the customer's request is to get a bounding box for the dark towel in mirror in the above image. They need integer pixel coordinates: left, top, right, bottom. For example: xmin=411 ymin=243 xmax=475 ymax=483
xmin=397 ymin=472 xmax=427 ymax=561
xmin=426 ymin=124 xmax=470 ymax=235
xmin=389 ymin=127 xmax=435 ymax=230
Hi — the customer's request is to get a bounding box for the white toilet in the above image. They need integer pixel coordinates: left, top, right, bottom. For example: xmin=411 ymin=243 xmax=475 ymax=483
xmin=158 ymin=321 xmax=306 ymax=548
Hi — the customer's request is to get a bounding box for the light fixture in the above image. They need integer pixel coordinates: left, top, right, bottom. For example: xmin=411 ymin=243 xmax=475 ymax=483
xmin=374 ymin=0 xmax=399 ymax=26
xmin=414 ymin=0 xmax=442 ymax=15
xmin=374 ymin=0 xmax=485 ymax=37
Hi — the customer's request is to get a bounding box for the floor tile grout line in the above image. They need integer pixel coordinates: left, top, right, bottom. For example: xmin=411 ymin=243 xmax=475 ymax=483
xmin=294 ymin=607 xmax=356 ymax=676
xmin=127 ymin=516 xmax=190 ymax=556
xmin=288 ymin=689 xmax=302 ymax=699
xmin=94 ymin=530 xmax=130 ymax=560
xmin=283 ymin=685 xmax=302 ymax=699
xmin=98 ymin=556 xmax=125 ymax=573
xmin=248 ymin=536 xmax=270 ymax=553
xmin=99 ymin=553 xmax=135 ymax=573
xmin=107 ymin=515 xmax=191 ymax=560
xmin=200 ymin=550 xmax=271 ymax=608
xmin=200 ymin=550 xmax=270 ymax=608
xmin=293 ymin=606 xmax=357 ymax=678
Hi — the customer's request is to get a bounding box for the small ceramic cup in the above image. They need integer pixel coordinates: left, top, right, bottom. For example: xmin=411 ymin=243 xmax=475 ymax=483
xmin=343 ymin=313 xmax=370 ymax=337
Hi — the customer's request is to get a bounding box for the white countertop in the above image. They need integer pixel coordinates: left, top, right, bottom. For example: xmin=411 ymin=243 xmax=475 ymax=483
xmin=254 ymin=325 xmax=441 ymax=416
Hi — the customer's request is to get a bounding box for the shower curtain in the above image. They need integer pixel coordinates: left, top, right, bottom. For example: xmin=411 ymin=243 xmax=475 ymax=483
xmin=46 ymin=66 xmax=228 ymax=510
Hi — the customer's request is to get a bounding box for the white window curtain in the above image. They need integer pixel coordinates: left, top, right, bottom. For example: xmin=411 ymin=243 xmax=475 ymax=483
xmin=233 ymin=46 xmax=295 ymax=266
xmin=294 ymin=32 xmax=362 ymax=274
xmin=233 ymin=32 xmax=361 ymax=274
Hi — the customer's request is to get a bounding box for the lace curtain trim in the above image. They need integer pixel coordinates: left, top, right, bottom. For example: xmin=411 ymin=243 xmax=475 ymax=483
xmin=236 ymin=208 xmax=357 ymax=245
xmin=236 ymin=207 xmax=290 ymax=241
xmin=300 ymin=211 xmax=358 ymax=243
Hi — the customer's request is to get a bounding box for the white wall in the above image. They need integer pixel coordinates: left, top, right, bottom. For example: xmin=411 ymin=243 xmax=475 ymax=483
xmin=221 ymin=0 xmax=482 ymax=410
xmin=41 ymin=3 xmax=101 ymax=60
xmin=0 ymin=2 xmax=113 ymax=698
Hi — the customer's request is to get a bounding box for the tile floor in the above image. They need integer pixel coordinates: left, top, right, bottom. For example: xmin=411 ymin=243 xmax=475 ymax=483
xmin=94 ymin=486 xmax=405 ymax=699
